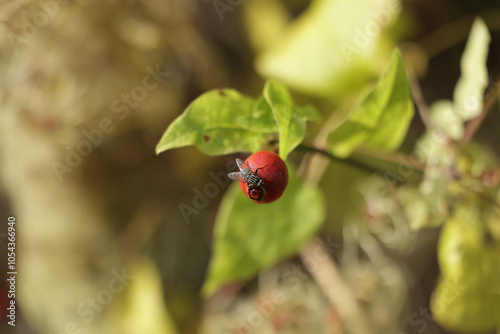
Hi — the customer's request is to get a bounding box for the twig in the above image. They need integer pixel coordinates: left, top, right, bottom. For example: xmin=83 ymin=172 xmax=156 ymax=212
xmin=300 ymin=238 xmax=372 ymax=334
xmin=417 ymin=9 xmax=500 ymax=59
xmin=295 ymin=144 xmax=424 ymax=183
xmin=406 ymin=64 xmax=432 ymax=129
xmin=296 ymin=144 xmax=381 ymax=174
xmin=460 ymin=76 xmax=500 ymax=145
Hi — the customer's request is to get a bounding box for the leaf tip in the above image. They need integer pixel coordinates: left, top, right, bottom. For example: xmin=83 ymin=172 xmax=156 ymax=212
xmin=155 ymin=142 xmax=167 ymax=156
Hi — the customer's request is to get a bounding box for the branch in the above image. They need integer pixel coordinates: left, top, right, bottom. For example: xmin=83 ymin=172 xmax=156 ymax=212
xmin=461 ymin=76 xmax=500 ymax=145
xmin=406 ymin=63 xmax=432 ymax=130
xmin=295 ymin=144 xmax=424 ymax=184
xmin=417 ymin=9 xmax=500 ymax=58
xmin=300 ymin=238 xmax=372 ymax=334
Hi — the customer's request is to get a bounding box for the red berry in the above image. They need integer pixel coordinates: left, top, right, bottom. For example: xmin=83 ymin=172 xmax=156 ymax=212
xmin=228 ymin=150 xmax=288 ymax=204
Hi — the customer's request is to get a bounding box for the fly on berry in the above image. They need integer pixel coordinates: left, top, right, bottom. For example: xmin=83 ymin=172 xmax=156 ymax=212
xmin=228 ymin=158 xmax=267 ymax=201
xmin=228 ymin=151 xmax=288 ymax=204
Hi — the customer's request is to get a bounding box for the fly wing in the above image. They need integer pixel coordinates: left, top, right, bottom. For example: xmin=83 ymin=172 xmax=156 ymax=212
xmin=228 ymin=172 xmax=242 ymax=182
xmin=229 ymin=158 xmax=253 ymax=182
xmin=236 ymin=158 xmax=253 ymax=174
xmin=235 ymin=158 xmax=246 ymax=170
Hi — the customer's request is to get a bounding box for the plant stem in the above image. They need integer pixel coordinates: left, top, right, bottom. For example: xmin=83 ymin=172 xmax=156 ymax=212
xmin=296 ymin=144 xmax=424 ymax=183
xmin=417 ymin=9 xmax=500 ymax=58
xmin=461 ymin=74 xmax=500 ymax=145
xmin=405 ymin=61 xmax=432 ymax=129
xmin=300 ymin=238 xmax=373 ymax=334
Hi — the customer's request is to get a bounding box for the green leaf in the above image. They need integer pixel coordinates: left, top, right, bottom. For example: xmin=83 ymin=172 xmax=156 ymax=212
xmin=453 ymin=18 xmax=491 ymax=121
xmin=431 ymin=279 xmax=500 ymax=332
xmin=255 ymin=0 xmax=401 ymax=98
xmin=327 ymin=49 xmax=414 ymax=158
xmin=438 ymin=204 xmax=500 ymax=290
xmin=155 ymin=89 xmax=278 ymax=156
xmin=202 ymin=167 xmax=326 ymax=296
xmin=263 ymin=80 xmax=320 ymax=160
xmin=108 ymin=258 xmax=179 ymax=334
xmin=434 ymin=202 xmax=500 ymax=331
xmin=244 ymin=0 xmax=290 ymax=51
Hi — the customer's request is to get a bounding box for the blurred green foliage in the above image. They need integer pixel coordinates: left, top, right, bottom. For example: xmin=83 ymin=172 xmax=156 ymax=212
xmin=254 ymin=0 xmax=401 ymax=98
xmin=157 ymin=4 xmax=500 ymax=332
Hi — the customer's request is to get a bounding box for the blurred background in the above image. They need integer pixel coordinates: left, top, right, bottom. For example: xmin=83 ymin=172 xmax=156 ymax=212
xmin=0 ymin=0 xmax=499 ymax=333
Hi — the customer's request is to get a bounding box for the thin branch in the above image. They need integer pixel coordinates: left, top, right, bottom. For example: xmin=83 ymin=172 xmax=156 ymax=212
xmin=417 ymin=9 xmax=500 ymax=59
xmin=295 ymin=144 xmax=424 ymax=183
xmin=300 ymin=238 xmax=372 ymax=334
xmin=406 ymin=64 xmax=433 ymax=129
xmin=461 ymin=76 xmax=500 ymax=145
xmin=296 ymin=144 xmax=379 ymax=174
